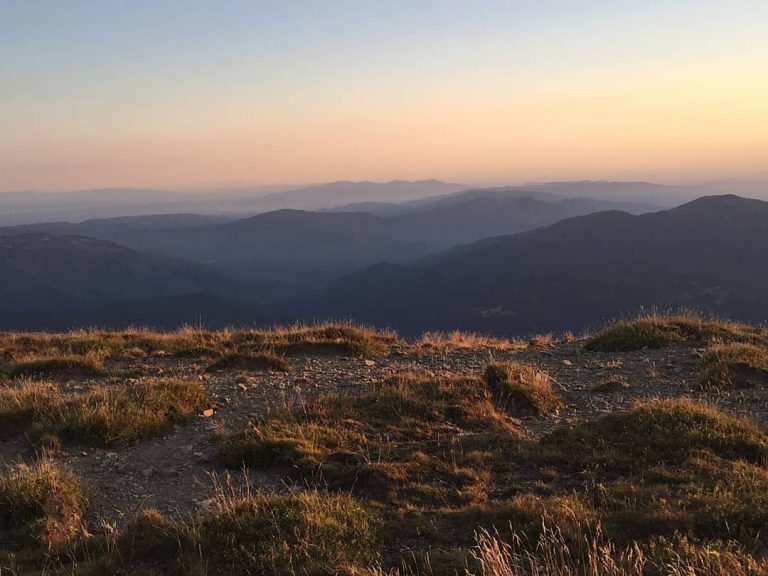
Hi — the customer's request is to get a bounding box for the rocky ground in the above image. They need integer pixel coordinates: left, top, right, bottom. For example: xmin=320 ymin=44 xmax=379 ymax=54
xmin=3 ymin=336 xmax=767 ymax=534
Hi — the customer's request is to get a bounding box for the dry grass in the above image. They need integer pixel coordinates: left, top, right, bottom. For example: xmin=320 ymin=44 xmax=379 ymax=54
xmin=466 ymin=521 xmax=768 ymax=576
xmin=0 ymin=378 xmax=208 ymax=445
xmin=470 ymin=523 xmax=645 ymax=576
xmin=537 ymin=399 xmax=768 ymax=543
xmin=439 ymin=494 xmax=599 ymax=551
xmin=416 ymin=331 xmax=525 ymax=352
xmin=484 ymin=363 xmax=562 ymax=415
xmin=216 ymin=372 xmax=519 ymax=507
xmin=191 ymin=481 xmax=380 ymax=575
xmin=645 ymin=536 xmax=768 ymax=576
xmin=6 ymin=392 xmax=768 ymax=575
xmin=698 ymin=343 xmax=768 ymax=391
xmin=205 ymin=351 xmax=291 ymax=373
xmin=541 ymin=398 xmax=768 ymax=470
xmin=590 ymin=377 xmax=630 ymax=394
xmin=0 ymin=459 xmax=89 ymax=547
xmin=0 ymin=321 xmax=398 ymax=362
xmin=214 ymin=383 xmax=768 ymax=570
xmin=264 ymin=323 xmax=399 ymax=357
xmin=6 ymin=352 xmax=105 ymax=379
xmin=112 ymin=478 xmax=380 ymax=576
xmin=585 ymin=312 xmax=767 ymax=352
xmin=116 ymin=507 xmax=179 ymax=565
xmin=368 ymin=520 xmax=768 ymax=575
xmin=5 ymin=319 xmax=768 ymax=575
xmin=528 ymin=334 xmax=555 ymax=348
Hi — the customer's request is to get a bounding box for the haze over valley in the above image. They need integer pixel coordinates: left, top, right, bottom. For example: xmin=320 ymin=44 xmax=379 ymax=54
xmin=1 ymin=179 xmax=766 ymax=335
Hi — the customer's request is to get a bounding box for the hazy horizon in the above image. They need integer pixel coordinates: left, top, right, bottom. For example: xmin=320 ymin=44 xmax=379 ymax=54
xmin=0 ymin=175 xmax=765 ymax=196
xmin=3 ymin=1 xmax=767 ymax=192
xmin=0 ymin=177 xmax=725 ymax=196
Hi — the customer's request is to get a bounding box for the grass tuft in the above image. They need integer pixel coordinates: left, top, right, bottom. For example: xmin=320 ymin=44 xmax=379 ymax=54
xmin=216 ymin=373 xmax=518 ymax=506
xmin=416 ymin=331 xmax=524 ymax=351
xmin=188 ymin=485 xmax=380 ymax=575
xmin=0 ymin=322 xmax=399 ymax=362
xmin=484 ymin=362 xmax=562 ymax=415
xmin=528 ymin=333 xmax=555 ymax=348
xmin=117 ymin=508 xmax=180 ymax=566
xmin=205 ymin=352 xmax=291 ymax=373
xmin=585 ymin=312 xmax=767 ymax=352
xmin=8 ymin=353 xmax=104 ymax=379
xmin=0 ymin=378 xmax=208 ymax=445
xmin=698 ymin=344 xmax=768 ymax=391
xmin=265 ymin=323 xmax=398 ymax=358
xmin=542 ymin=398 xmax=768 ymax=469
xmin=591 ymin=377 xmax=631 ymax=393
xmin=111 ymin=484 xmax=380 ymax=575
xmin=535 ymin=399 xmax=768 ymax=542
xmin=0 ymin=459 xmax=89 ymax=546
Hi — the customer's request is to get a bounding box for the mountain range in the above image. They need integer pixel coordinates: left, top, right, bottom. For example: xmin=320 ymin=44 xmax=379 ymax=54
xmin=1 ymin=180 xmax=767 ymax=335
xmin=0 ymin=180 xmax=466 ymax=225
xmin=0 ymin=179 xmax=709 ymax=226
xmin=0 ymin=186 xmax=658 ymax=286
xmin=324 ymin=195 xmax=768 ymax=335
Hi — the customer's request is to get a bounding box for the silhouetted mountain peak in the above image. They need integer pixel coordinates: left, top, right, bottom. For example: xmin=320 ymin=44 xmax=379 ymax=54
xmin=324 ymin=194 xmax=768 ymax=335
xmin=661 ymin=194 xmax=768 ymax=229
xmin=672 ymin=194 xmax=766 ymax=213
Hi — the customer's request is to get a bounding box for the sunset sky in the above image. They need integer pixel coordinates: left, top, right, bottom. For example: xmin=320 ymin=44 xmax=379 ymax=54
xmin=2 ymin=1 xmax=767 ymax=191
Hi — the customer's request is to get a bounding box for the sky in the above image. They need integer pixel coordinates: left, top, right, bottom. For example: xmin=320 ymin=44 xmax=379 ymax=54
xmin=1 ymin=1 xmax=767 ymax=191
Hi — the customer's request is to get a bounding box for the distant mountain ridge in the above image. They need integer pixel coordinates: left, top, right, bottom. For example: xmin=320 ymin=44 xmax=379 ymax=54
xmin=0 ymin=188 xmax=661 ymax=286
xmin=0 ymin=179 xmax=704 ymax=226
xmin=3 ymin=191 xmax=765 ymax=334
xmin=386 ymin=191 xmax=658 ymax=247
xmin=0 ymin=233 xmax=222 ymax=313
xmin=0 ymin=232 xmax=309 ymax=330
xmin=0 ymin=180 xmax=466 ymax=225
xmin=323 ymin=195 xmax=768 ymax=335
xmin=244 ymin=180 xmax=467 ymax=212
